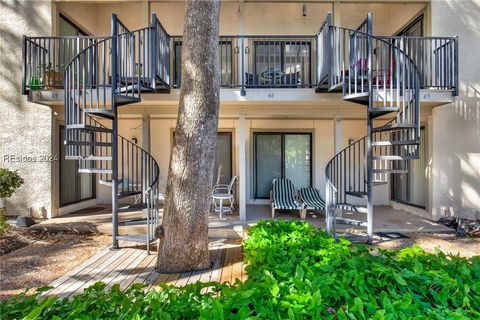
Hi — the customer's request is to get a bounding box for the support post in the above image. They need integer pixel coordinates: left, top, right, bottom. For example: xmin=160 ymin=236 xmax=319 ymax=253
xmin=240 ymin=37 xmax=246 ymax=96
xmin=151 ymin=13 xmax=158 ymax=90
xmin=111 ymin=14 xmax=119 ymax=249
xmin=366 ymin=12 xmax=374 ymax=244
xmin=238 ymin=112 xmax=247 ymax=221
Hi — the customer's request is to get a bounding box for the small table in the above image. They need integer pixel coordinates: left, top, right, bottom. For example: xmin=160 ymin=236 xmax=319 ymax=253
xmin=212 ymin=193 xmax=234 ymax=219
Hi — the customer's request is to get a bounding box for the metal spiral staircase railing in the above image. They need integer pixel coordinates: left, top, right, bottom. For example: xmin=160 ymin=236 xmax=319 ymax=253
xmin=319 ymin=13 xmax=422 ymax=244
xmin=63 ymin=14 xmax=169 ymax=253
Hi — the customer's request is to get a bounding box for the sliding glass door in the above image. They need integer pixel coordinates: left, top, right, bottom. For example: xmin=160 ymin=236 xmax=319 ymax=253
xmin=212 ymin=132 xmax=233 ymax=185
xmin=391 ymin=127 xmax=427 ymax=208
xmin=59 ymin=126 xmax=95 ymax=206
xmin=254 ymin=133 xmax=312 ymax=198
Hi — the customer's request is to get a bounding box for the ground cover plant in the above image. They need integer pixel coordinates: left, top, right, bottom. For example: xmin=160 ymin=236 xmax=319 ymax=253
xmin=1 ymin=220 xmax=479 ymax=319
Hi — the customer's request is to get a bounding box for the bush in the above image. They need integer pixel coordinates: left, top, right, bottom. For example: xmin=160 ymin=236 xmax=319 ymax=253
xmin=1 ymin=220 xmax=479 ymax=319
xmin=0 ymin=209 xmax=8 ymax=235
xmin=0 ymin=168 xmax=24 ymax=199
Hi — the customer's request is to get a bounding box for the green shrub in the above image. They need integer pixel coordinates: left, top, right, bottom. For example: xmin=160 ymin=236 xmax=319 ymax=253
xmin=0 ymin=208 xmax=8 ymax=235
xmin=1 ymin=220 xmax=479 ymax=319
xmin=0 ymin=168 xmax=24 ymax=199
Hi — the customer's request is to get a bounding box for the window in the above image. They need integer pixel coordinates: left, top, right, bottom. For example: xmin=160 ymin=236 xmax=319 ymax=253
xmin=59 ymin=14 xmax=88 ymax=36
xmin=59 ymin=126 xmax=96 ymax=206
xmin=172 ymin=41 xmax=233 ymax=87
xmin=250 ymin=40 xmax=311 ymax=87
xmin=391 ymin=127 xmax=427 ymax=208
xmin=254 ymin=133 xmax=312 ymax=198
xmin=397 ymin=15 xmax=423 ymax=37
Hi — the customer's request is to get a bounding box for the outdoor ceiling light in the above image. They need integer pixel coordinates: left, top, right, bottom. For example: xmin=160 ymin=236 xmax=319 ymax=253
xmin=303 ymin=4 xmax=307 ymax=17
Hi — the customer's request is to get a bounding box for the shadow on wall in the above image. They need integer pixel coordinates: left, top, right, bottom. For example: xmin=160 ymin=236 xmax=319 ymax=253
xmin=0 ymin=0 xmax=51 ymax=107
xmin=432 ymin=84 xmax=480 ymax=221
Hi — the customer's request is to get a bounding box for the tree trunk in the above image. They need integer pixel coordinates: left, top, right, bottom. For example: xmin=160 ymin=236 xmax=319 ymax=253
xmin=156 ymin=0 xmax=221 ymax=273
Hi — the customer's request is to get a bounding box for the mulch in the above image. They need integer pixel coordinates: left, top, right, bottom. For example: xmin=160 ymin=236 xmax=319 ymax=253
xmin=0 ymin=226 xmax=53 ymax=256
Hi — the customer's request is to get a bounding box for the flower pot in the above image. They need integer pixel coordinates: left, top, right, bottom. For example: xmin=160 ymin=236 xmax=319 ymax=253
xmin=29 ymin=76 xmax=42 ymax=90
xmin=44 ymin=70 xmax=64 ymax=89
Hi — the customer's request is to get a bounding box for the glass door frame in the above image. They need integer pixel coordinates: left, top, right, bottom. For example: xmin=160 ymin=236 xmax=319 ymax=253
xmin=390 ymin=125 xmax=427 ymax=209
xmin=253 ymin=131 xmax=313 ymax=199
xmin=59 ymin=125 xmax=96 ymax=207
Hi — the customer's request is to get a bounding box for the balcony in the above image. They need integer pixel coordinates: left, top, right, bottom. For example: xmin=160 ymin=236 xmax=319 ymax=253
xmin=21 ymin=13 xmax=459 ymax=105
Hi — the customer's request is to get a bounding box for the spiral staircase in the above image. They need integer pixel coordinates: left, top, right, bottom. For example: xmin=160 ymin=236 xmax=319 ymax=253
xmin=317 ymin=13 xmax=425 ymax=244
xmin=61 ymin=14 xmax=170 ymax=253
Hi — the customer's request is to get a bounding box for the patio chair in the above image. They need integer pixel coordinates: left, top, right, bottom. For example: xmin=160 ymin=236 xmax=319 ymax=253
xmin=270 ymin=179 xmax=306 ymax=219
xmin=211 ymin=175 xmax=238 ymax=212
xmin=298 ymin=188 xmax=326 ymax=212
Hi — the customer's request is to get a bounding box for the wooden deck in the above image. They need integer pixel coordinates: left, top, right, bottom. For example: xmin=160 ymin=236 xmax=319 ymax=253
xmin=43 ymin=239 xmax=246 ymax=298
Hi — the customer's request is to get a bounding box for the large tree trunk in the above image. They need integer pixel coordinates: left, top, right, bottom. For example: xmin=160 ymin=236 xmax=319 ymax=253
xmin=156 ymin=0 xmax=221 ymax=273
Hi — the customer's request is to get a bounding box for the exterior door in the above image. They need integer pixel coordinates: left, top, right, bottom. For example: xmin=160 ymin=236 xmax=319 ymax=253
xmin=212 ymin=132 xmax=233 ymax=185
xmin=59 ymin=126 xmax=95 ymax=206
xmin=254 ymin=132 xmax=312 ymax=198
xmin=391 ymin=127 xmax=427 ymax=208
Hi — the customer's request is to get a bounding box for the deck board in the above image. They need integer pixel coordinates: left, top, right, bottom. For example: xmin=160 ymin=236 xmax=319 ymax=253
xmin=44 ymin=239 xmax=245 ymax=297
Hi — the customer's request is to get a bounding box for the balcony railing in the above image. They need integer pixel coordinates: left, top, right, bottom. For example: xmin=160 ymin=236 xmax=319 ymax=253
xmin=381 ymin=36 xmax=458 ymax=94
xmin=22 ymin=36 xmax=107 ymax=94
xmin=170 ymin=35 xmax=318 ymax=91
xmin=22 ymin=15 xmax=458 ymax=96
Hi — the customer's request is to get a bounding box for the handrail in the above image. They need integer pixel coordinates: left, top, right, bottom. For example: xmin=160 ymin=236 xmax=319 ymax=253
xmin=324 ymin=14 xmax=422 ymax=241
xmin=63 ymin=19 xmax=160 ymax=190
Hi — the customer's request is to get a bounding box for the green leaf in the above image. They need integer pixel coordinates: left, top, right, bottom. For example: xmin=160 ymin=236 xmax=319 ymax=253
xmin=393 ymin=272 xmax=407 ymax=286
xmin=271 ymin=283 xmax=280 ymax=297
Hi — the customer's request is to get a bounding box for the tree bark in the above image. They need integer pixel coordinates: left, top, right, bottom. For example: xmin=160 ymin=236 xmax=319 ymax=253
xmin=156 ymin=0 xmax=221 ymax=273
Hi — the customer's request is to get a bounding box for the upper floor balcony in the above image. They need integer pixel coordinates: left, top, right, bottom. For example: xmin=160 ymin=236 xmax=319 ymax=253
xmin=21 ymin=7 xmax=458 ymax=106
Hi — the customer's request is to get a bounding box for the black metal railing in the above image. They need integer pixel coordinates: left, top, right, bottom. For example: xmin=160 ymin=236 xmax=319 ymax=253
xmin=22 ymin=36 xmax=107 ymax=94
xmin=62 ymin=14 xmax=161 ymax=251
xmin=170 ymin=35 xmax=317 ymax=90
xmin=23 ymin=18 xmax=458 ymax=96
xmin=152 ymin=14 xmax=170 ymax=88
xmin=324 ymin=13 xmax=422 ymax=243
xmin=381 ymin=36 xmax=458 ymax=93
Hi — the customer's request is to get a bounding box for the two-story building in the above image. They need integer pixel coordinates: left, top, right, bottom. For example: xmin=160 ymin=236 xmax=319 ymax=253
xmin=1 ymin=0 xmax=478 ymax=245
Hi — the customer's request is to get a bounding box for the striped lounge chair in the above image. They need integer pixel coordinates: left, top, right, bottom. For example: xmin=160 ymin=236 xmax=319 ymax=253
xmin=270 ymin=179 xmax=306 ymax=219
xmin=298 ymin=188 xmax=326 ymax=211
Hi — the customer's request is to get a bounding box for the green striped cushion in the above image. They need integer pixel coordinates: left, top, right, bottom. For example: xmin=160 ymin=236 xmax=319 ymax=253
xmin=272 ymin=179 xmax=302 ymax=210
xmin=298 ymin=188 xmax=326 ymax=210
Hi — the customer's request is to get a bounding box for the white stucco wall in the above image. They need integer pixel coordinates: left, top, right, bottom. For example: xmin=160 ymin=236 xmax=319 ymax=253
xmin=0 ymin=0 xmax=54 ymax=218
xmin=430 ymin=0 xmax=480 ymax=221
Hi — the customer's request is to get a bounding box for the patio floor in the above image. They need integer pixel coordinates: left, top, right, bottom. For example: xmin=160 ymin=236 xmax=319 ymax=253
xmin=33 ymin=204 xmax=454 ymax=239
xmin=42 ymin=238 xmax=245 ymax=298
xmin=210 ymin=204 xmax=454 ymax=236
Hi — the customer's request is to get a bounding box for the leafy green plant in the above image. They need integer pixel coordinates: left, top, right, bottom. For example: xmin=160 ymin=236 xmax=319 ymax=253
xmin=0 ymin=168 xmax=24 ymax=199
xmin=0 ymin=209 xmax=8 ymax=235
xmin=1 ymin=220 xmax=479 ymax=319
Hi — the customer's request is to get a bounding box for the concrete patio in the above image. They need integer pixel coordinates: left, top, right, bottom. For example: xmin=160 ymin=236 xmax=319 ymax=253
xmin=32 ymin=204 xmax=454 ymax=240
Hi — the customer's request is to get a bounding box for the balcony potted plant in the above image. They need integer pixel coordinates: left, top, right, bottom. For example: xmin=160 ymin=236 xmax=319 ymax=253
xmin=0 ymin=168 xmax=25 ymax=219
xmin=44 ymin=63 xmax=65 ymax=89
xmin=29 ymin=75 xmax=42 ymax=90
xmin=28 ymin=63 xmax=46 ymax=91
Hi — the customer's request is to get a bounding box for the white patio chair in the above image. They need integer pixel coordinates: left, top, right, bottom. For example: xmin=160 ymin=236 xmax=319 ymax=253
xmin=211 ymin=175 xmax=238 ymax=213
